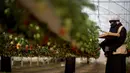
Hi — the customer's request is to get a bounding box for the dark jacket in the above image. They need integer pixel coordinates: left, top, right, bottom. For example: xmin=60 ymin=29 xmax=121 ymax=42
xmin=100 ymin=23 xmax=127 ymax=53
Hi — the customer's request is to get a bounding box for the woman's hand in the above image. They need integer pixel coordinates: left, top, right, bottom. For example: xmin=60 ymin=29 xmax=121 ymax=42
xmin=99 ymin=32 xmax=120 ymax=38
xmin=99 ymin=32 xmax=109 ymax=38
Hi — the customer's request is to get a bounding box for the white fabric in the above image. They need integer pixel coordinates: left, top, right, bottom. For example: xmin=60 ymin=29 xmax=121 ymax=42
xmin=113 ymin=26 xmax=127 ymax=55
xmin=109 ymin=16 xmax=120 ymax=20
xmin=113 ymin=44 xmax=127 ymax=54
xmin=117 ymin=26 xmax=123 ymax=33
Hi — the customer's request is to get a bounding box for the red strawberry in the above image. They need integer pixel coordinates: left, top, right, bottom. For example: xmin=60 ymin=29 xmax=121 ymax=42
xmin=41 ymin=35 xmax=49 ymax=46
xmin=59 ymin=27 xmax=65 ymax=36
xmin=25 ymin=45 xmax=29 ymax=52
xmin=30 ymin=45 xmax=33 ymax=50
xmin=24 ymin=20 xmax=29 ymax=25
xmin=7 ymin=29 xmax=13 ymax=33
xmin=71 ymin=45 xmax=77 ymax=51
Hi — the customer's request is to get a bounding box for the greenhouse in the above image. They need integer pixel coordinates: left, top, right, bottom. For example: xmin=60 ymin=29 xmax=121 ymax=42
xmin=0 ymin=0 xmax=130 ymax=73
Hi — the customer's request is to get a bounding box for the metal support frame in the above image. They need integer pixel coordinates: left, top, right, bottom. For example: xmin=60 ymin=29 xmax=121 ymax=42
xmin=95 ymin=3 xmax=130 ymax=25
xmin=92 ymin=1 xmax=130 ymax=3
xmin=91 ymin=0 xmax=130 ymax=30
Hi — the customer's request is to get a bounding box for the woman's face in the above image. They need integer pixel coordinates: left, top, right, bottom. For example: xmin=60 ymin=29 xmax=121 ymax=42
xmin=110 ymin=22 xmax=114 ymax=24
xmin=109 ymin=21 xmax=117 ymax=27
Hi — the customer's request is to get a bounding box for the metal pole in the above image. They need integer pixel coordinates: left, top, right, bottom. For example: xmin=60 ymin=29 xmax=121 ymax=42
xmin=37 ymin=56 xmax=40 ymax=66
xmin=21 ymin=57 xmax=23 ymax=67
xmin=30 ymin=57 xmax=32 ymax=67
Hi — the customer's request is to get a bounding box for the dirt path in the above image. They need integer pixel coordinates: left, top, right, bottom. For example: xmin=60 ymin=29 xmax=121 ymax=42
xmin=12 ymin=62 xmax=106 ymax=73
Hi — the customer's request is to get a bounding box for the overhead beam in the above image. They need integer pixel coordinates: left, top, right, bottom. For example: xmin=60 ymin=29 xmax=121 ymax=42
xmin=87 ymin=14 xmax=130 ymax=15
xmin=95 ymin=5 xmax=130 ymax=24
xmin=91 ymin=1 xmax=130 ymax=3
